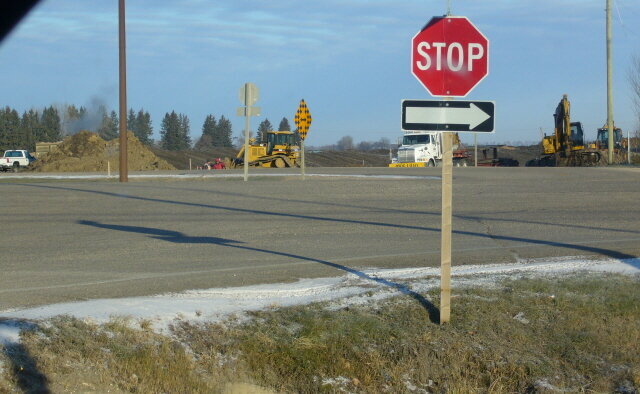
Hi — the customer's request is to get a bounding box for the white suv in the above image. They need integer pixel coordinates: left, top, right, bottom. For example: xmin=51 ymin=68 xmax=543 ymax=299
xmin=1 ymin=150 xmax=36 ymax=172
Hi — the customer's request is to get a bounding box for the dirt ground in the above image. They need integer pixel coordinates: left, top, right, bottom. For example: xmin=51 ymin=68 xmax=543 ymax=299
xmin=28 ymin=140 xmax=578 ymax=171
xmin=32 ymin=131 xmax=174 ymax=172
xmin=150 ymin=147 xmax=237 ymax=170
xmin=471 ymin=145 xmax=541 ymax=166
xmin=152 ymin=147 xmax=393 ymax=169
xmin=152 ymin=146 xmax=540 ymax=170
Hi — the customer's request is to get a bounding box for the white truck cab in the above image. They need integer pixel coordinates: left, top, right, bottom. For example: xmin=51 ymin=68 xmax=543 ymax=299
xmin=1 ymin=150 xmax=36 ymax=172
xmin=397 ymin=132 xmax=442 ymax=167
xmin=390 ymin=132 xmax=469 ymax=168
xmin=389 ymin=131 xmax=469 ymax=167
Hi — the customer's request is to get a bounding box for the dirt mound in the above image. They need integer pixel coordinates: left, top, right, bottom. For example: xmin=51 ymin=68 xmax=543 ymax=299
xmin=32 ymin=131 xmax=175 ymax=172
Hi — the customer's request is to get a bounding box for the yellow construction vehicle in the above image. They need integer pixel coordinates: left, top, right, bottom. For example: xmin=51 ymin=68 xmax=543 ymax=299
xmin=595 ymin=124 xmax=623 ymax=150
xmin=591 ymin=124 xmax=629 ymax=164
xmin=529 ymin=94 xmax=600 ymax=166
xmin=231 ymin=130 xmax=300 ymax=168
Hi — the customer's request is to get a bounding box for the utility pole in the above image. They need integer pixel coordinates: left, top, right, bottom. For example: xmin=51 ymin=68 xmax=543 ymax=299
xmin=118 ymin=0 xmax=128 ymax=182
xmin=606 ymin=0 xmax=614 ymax=164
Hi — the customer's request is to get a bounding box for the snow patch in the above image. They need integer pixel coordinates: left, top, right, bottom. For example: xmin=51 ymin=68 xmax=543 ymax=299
xmin=0 ymin=256 xmax=637 ymax=340
xmin=0 ymin=320 xmax=36 ymax=346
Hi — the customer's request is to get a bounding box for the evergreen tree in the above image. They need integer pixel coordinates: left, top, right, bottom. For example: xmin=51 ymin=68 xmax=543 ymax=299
xmin=98 ymin=110 xmax=119 ymax=141
xmin=127 ymin=109 xmax=137 ymax=135
xmin=215 ymin=115 xmax=233 ymax=147
xmin=0 ymin=107 xmax=22 ymax=151
xmin=203 ymin=115 xmax=217 ymax=139
xmin=41 ymin=106 xmax=62 ymax=142
xmin=161 ymin=112 xmax=178 ymax=150
xmin=278 ymin=117 xmax=291 ymax=131
xmin=195 ymin=115 xmax=216 ymax=150
xmin=135 ymin=109 xmax=153 ymax=145
xmin=178 ymin=113 xmax=192 ymax=149
xmin=257 ymin=118 xmax=273 ymax=142
xmin=20 ymin=109 xmax=42 ymax=151
xmin=161 ymin=111 xmax=190 ymax=150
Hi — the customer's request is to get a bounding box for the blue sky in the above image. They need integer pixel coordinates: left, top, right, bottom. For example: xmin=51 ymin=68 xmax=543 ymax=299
xmin=0 ymin=0 xmax=639 ymax=147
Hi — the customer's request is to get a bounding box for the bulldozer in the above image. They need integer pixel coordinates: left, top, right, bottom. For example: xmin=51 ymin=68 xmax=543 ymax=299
xmin=230 ymin=130 xmax=300 ymax=168
xmin=528 ymin=94 xmax=600 ymax=166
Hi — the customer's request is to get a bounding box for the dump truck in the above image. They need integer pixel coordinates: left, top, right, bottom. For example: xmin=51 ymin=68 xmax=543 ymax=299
xmin=527 ymin=95 xmax=600 ymax=166
xmin=230 ymin=130 xmax=300 ymax=168
xmin=389 ymin=131 xmax=470 ymax=167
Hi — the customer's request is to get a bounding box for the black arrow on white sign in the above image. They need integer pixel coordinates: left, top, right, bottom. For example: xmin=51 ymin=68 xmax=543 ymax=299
xmin=402 ymin=100 xmax=495 ymax=133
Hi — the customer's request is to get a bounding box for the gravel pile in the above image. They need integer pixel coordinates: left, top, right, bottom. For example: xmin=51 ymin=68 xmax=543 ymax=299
xmin=31 ymin=131 xmax=175 ymax=172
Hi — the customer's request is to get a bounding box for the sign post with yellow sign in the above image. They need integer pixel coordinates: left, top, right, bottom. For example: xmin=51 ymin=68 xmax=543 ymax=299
xmin=294 ymin=99 xmax=312 ymax=180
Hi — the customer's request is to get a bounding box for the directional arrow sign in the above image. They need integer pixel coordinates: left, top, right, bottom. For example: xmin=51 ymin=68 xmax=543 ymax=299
xmin=401 ymin=100 xmax=495 ymax=133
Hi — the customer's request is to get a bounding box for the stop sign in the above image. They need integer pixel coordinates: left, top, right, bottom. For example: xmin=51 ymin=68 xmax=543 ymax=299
xmin=411 ymin=16 xmax=489 ymax=97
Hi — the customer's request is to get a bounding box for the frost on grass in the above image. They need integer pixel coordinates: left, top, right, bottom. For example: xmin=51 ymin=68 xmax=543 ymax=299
xmin=0 ymin=267 xmax=638 ymax=393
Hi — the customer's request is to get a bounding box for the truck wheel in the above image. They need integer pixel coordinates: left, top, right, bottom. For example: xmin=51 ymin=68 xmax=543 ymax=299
xmin=273 ymin=157 xmax=286 ymax=168
xmin=427 ymin=159 xmax=435 ymax=167
xmin=12 ymin=162 xmax=19 ymax=172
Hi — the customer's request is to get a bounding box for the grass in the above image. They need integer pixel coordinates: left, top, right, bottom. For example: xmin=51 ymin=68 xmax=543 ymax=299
xmin=1 ymin=273 xmax=638 ymax=393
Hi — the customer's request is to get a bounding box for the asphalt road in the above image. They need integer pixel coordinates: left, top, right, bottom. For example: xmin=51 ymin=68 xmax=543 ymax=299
xmin=2 ymin=166 xmax=639 ymax=309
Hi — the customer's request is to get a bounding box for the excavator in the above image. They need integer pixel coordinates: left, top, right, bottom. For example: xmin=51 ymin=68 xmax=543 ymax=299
xmin=230 ymin=130 xmax=300 ymax=168
xmin=529 ymin=95 xmax=600 ymax=166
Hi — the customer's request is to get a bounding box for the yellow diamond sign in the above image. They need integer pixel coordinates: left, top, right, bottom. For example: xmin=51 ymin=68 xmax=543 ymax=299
xmin=294 ymin=99 xmax=312 ymax=140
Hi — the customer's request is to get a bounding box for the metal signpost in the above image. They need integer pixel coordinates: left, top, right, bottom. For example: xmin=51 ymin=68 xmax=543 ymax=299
xmin=294 ymin=99 xmax=312 ymax=180
xmin=237 ymin=83 xmax=260 ymax=182
xmin=407 ymin=15 xmax=491 ymax=324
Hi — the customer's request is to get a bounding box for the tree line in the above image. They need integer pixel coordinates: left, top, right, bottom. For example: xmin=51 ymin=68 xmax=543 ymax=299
xmin=0 ymin=104 xmax=153 ymax=152
xmin=1 ymin=103 xmax=300 ymax=153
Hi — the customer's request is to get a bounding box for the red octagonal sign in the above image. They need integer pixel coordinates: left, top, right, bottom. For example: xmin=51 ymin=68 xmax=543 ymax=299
xmin=412 ymin=16 xmax=489 ymax=97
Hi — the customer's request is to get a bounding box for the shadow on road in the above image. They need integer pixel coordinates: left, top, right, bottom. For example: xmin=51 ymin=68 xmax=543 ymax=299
xmin=20 ymin=183 xmax=638 ymax=264
xmin=78 ymin=220 xmax=442 ymax=323
xmin=124 ymin=183 xmax=640 ymax=236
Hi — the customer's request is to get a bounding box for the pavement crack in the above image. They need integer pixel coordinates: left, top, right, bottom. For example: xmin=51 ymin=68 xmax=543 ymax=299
xmin=471 ymin=215 xmax=521 ymax=261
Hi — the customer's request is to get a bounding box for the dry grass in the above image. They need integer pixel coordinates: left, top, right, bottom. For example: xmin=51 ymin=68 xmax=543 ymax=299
xmin=1 ymin=273 xmax=638 ymax=393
